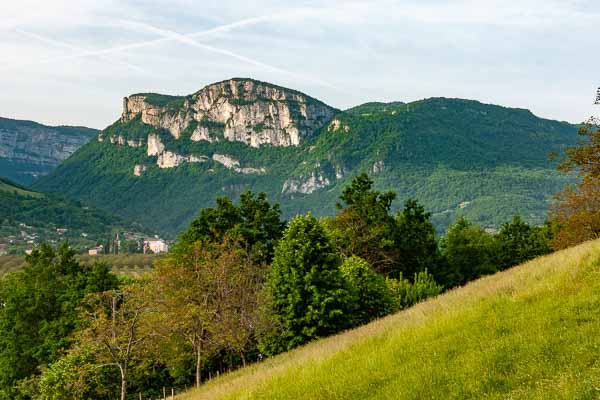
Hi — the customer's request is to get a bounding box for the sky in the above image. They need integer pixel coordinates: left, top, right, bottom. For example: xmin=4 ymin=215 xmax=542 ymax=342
xmin=1 ymin=0 xmax=599 ymax=129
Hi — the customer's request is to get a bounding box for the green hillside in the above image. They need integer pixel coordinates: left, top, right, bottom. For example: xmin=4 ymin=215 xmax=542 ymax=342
xmin=34 ymin=81 xmax=577 ymax=237
xmin=180 ymin=239 xmax=600 ymax=400
xmin=0 ymin=177 xmax=148 ymax=253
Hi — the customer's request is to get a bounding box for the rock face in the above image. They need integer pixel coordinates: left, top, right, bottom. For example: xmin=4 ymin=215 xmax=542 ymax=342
xmin=283 ymin=171 xmax=331 ymax=194
xmin=120 ymin=78 xmax=338 ymax=148
xmin=0 ymin=117 xmax=97 ymax=185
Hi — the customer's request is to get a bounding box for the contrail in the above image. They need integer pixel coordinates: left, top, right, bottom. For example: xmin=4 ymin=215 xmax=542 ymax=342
xmin=3 ymin=10 xmax=320 ymax=74
xmin=117 ymin=19 xmax=338 ymax=90
xmin=13 ymin=28 xmax=150 ymax=74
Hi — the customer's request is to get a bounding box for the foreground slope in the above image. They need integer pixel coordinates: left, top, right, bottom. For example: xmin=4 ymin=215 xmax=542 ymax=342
xmin=0 ymin=117 xmax=97 ymax=185
xmin=181 ymin=240 xmax=600 ymax=399
xmin=35 ymin=78 xmax=576 ymax=236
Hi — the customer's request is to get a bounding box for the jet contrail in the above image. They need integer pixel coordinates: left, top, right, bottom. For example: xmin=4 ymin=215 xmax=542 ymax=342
xmin=116 ymin=19 xmax=338 ymax=90
xmin=3 ymin=10 xmax=320 ymax=75
xmin=14 ymin=28 xmax=149 ymax=74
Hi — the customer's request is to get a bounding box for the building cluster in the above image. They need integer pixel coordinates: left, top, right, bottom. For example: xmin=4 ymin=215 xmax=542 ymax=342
xmin=87 ymin=233 xmax=170 ymax=255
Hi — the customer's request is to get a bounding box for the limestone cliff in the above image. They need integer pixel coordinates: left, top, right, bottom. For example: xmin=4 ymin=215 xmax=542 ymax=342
xmin=0 ymin=117 xmax=97 ymax=185
xmin=120 ymin=78 xmax=337 ymax=148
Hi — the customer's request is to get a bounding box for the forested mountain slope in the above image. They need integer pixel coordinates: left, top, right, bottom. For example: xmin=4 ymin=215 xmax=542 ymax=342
xmin=34 ymin=78 xmax=576 ymax=237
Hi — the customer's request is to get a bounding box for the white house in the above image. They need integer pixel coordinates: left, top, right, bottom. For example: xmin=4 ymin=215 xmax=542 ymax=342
xmin=143 ymin=238 xmax=169 ymax=254
xmin=88 ymin=245 xmax=104 ymax=256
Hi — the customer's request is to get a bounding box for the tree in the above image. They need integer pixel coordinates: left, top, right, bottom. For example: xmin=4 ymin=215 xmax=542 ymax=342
xmin=495 ymin=215 xmax=552 ymax=268
xmin=328 ymin=174 xmax=400 ymax=274
xmin=439 ymin=218 xmax=497 ymax=287
xmin=37 ymin=346 xmax=116 ymax=400
xmin=340 ymin=256 xmax=395 ymax=326
xmin=0 ymin=242 xmax=119 ymax=399
xmin=78 ymin=283 xmax=153 ymax=400
xmin=550 ymin=176 xmax=600 ymax=249
xmin=177 ymin=191 xmax=286 ymax=264
xmin=551 ymin=118 xmax=600 ymax=248
xmin=394 ymin=199 xmax=439 ymax=280
xmin=151 ymin=238 xmax=266 ymax=386
xmin=263 ymin=214 xmax=351 ymax=355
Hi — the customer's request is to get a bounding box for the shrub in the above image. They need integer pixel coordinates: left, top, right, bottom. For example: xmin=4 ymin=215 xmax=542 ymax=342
xmin=340 ymin=256 xmax=395 ymax=326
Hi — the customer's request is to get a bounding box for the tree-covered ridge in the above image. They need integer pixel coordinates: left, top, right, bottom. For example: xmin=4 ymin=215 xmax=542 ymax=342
xmin=0 ymin=117 xmax=97 ymax=138
xmin=128 ymin=93 xmax=188 ymax=109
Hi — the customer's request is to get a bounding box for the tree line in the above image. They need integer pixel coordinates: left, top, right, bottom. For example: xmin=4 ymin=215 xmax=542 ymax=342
xmin=0 ymin=174 xmax=557 ymax=399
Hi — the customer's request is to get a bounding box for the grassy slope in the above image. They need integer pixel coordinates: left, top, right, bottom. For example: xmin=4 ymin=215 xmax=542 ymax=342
xmin=0 ymin=177 xmax=42 ymax=197
xmin=181 ymin=240 xmax=600 ymax=399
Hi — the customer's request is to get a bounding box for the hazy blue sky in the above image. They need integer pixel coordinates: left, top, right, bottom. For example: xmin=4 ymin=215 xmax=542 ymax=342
xmin=1 ymin=0 xmax=599 ymax=128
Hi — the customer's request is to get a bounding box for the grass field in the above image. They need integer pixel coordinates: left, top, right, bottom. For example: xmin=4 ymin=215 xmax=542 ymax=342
xmin=179 ymin=239 xmax=600 ymax=400
xmin=0 ymin=253 xmax=158 ymax=277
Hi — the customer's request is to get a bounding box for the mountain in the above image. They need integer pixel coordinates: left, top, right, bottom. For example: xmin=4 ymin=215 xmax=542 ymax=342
xmin=34 ymin=78 xmax=576 ymax=237
xmin=0 ymin=117 xmax=97 ymax=185
xmin=0 ymin=177 xmax=148 ymax=254
xmin=181 ymin=239 xmax=600 ymax=399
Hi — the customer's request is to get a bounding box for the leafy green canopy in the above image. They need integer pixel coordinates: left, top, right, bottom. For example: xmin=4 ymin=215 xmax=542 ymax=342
xmin=177 ymin=191 xmax=286 ymax=264
xmin=0 ymin=243 xmax=119 ymax=399
xmin=340 ymin=256 xmax=395 ymax=326
xmin=439 ymin=216 xmax=553 ymax=287
xmin=328 ymin=173 xmax=438 ymax=279
xmin=263 ymin=214 xmax=351 ymax=355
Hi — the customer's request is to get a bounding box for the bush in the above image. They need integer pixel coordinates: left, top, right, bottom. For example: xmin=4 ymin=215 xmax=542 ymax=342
xmin=340 ymin=256 xmax=395 ymax=326
xmin=386 ymin=270 xmax=443 ymax=310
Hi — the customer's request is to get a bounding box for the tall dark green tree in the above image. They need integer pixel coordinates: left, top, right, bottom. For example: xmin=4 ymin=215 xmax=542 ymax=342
xmin=0 ymin=242 xmax=119 ymax=399
xmin=178 ymin=191 xmax=285 ymax=264
xmin=262 ymin=214 xmax=351 ymax=355
xmin=328 ymin=173 xmax=400 ymax=275
xmin=394 ymin=199 xmax=439 ymax=280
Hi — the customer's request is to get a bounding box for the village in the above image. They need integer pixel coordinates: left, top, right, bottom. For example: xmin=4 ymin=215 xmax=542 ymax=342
xmin=87 ymin=232 xmax=170 ymax=255
xmin=0 ymin=220 xmax=168 ymax=256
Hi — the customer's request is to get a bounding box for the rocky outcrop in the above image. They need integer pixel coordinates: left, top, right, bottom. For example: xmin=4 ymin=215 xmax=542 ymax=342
xmin=282 ymin=171 xmax=331 ymax=194
xmin=147 ymin=134 xmax=165 ymax=156
xmin=120 ymin=78 xmax=337 ymax=148
xmin=328 ymin=118 xmax=350 ymax=133
xmin=190 ymin=126 xmax=215 ymax=142
xmin=212 ymin=154 xmax=266 ymax=174
xmin=0 ymin=117 xmax=97 ymax=185
xmin=133 ymin=164 xmax=148 ymax=176
xmin=372 ymin=160 xmax=385 ymax=174
xmin=157 ymin=151 xmax=207 ymax=168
